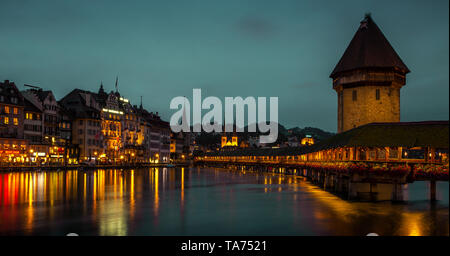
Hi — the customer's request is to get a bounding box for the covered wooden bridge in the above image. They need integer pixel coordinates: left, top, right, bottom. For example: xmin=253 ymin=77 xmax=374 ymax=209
xmin=195 ymin=121 xmax=449 ymax=201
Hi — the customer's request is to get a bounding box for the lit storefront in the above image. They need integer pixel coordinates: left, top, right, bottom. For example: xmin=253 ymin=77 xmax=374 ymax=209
xmin=0 ymin=139 xmax=28 ymax=165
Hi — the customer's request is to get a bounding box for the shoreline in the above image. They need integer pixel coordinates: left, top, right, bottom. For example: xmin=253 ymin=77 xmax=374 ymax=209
xmin=0 ymin=163 xmax=190 ymax=172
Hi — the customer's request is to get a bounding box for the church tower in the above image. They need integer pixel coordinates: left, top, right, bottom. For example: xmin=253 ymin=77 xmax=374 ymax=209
xmin=331 ymin=14 xmax=410 ymax=133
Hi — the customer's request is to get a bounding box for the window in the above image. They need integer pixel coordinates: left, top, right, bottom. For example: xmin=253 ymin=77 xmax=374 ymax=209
xmin=389 ymin=148 xmax=399 ymax=159
xmin=352 ymin=90 xmax=357 ymax=101
xmin=13 ymin=118 xmax=18 ymax=126
xmin=79 ymin=129 xmax=83 ymax=134
xmin=13 ymin=108 xmax=18 ymax=114
xmin=5 ymin=106 xmax=9 ymax=114
xmin=376 ymin=89 xmax=380 ymax=100
xmin=4 ymin=117 xmax=9 ymax=124
xmin=79 ymin=120 xmax=83 ymax=125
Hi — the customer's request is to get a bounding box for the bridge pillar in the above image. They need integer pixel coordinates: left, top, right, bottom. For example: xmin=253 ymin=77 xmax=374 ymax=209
xmin=333 ymin=175 xmax=340 ymax=192
xmin=322 ymin=173 xmax=327 ymax=188
xmin=430 ymin=180 xmax=437 ymax=201
xmin=392 ymin=182 xmax=404 ymax=201
xmin=328 ymin=174 xmax=335 ymax=191
xmin=323 ymin=173 xmax=331 ymax=190
xmin=348 ymin=181 xmax=405 ymax=201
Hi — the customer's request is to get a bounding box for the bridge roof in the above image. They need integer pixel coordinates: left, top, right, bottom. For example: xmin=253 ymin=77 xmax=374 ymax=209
xmin=201 ymin=121 xmax=449 ymax=157
xmin=317 ymin=121 xmax=449 ymax=149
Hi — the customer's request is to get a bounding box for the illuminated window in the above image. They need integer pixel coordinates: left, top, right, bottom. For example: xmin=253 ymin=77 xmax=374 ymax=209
xmin=4 ymin=117 xmax=9 ymax=124
xmin=13 ymin=108 xmax=18 ymax=114
xmin=5 ymin=106 xmax=10 ymax=114
xmin=13 ymin=118 xmax=18 ymax=125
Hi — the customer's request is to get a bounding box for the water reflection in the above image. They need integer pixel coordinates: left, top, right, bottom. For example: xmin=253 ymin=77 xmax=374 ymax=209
xmin=0 ymin=167 xmax=448 ymax=236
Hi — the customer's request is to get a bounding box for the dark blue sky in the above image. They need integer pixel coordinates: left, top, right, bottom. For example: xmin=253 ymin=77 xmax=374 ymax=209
xmin=0 ymin=0 xmax=448 ymax=132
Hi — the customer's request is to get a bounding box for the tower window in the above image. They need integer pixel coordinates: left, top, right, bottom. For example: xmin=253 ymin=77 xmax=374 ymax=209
xmin=376 ymin=89 xmax=380 ymax=100
xmin=352 ymin=90 xmax=357 ymax=101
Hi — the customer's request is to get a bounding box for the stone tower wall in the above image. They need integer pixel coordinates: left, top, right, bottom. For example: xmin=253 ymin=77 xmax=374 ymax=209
xmin=334 ymin=71 xmax=405 ymax=133
xmin=338 ymin=85 xmax=400 ymax=132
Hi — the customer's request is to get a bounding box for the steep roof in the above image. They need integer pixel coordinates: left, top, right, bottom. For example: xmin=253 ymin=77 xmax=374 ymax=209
xmin=23 ymin=97 xmax=42 ymax=113
xmin=330 ymin=14 xmax=410 ymax=78
xmin=36 ymin=90 xmax=52 ymax=102
xmin=316 ymin=121 xmax=449 ymax=149
xmin=0 ymin=80 xmax=25 ymax=106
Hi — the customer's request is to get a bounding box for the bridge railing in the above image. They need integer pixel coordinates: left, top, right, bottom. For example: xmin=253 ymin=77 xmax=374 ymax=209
xmin=195 ymin=157 xmax=449 ymax=181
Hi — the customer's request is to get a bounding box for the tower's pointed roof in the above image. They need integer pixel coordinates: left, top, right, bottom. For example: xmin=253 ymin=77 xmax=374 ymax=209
xmin=330 ymin=14 xmax=410 ymax=78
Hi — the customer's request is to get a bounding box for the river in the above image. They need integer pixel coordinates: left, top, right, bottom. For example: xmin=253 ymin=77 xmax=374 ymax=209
xmin=0 ymin=167 xmax=448 ymax=236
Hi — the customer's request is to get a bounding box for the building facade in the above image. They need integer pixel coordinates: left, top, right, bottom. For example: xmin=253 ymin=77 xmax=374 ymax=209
xmin=0 ymin=80 xmax=25 ymax=139
xmin=60 ymin=89 xmax=103 ymax=162
xmin=0 ymin=80 xmax=27 ymax=164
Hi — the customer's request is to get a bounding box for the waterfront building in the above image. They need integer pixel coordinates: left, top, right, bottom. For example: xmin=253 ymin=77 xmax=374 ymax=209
xmin=23 ymin=98 xmax=48 ymax=164
xmin=60 ymin=89 xmax=103 ymax=162
xmin=22 ymin=87 xmax=66 ymax=163
xmin=96 ymin=85 xmax=123 ymax=162
xmin=58 ymin=105 xmax=80 ymax=164
xmin=0 ymin=77 xmax=177 ymax=166
xmin=157 ymin=117 xmax=171 ymax=163
xmin=58 ymin=81 xmax=173 ymax=164
xmin=23 ymin=98 xmax=43 ymax=144
xmin=121 ymin=101 xmax=145 ymax=162
xmin=170 ymin=132 xmax=186 ymax=160
xmin=331 ymin=14 xmax=410 ymax=133
xmin=0 ymin=80 xmax=27 ymax=164
xmin=0 ymin=80 xmax=25 ymax=139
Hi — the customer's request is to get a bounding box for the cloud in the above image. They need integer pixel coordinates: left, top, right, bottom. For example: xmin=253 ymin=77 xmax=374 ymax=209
xmin=236 ymin=16 xmax=275 ymax=39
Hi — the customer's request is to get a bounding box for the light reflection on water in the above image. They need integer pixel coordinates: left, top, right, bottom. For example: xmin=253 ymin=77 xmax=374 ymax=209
xmin=0 ymin=167 xmax=448 ymax=236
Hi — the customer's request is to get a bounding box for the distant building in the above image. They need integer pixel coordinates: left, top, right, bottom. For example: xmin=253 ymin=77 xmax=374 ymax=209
xmin=221 ymin=134 xmax=238 ymax=148
xmin=331 ymin=14 xmax=410 ymax=133
xmin=287 ymin=136 xmax=299 ymax=147
xmin=301 ymin=135 xmax=314 ymax=146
